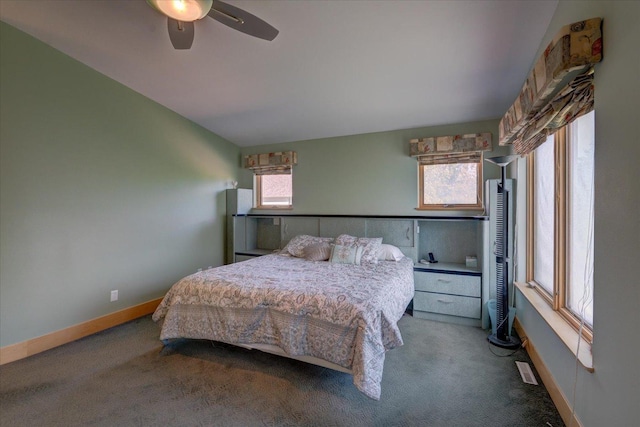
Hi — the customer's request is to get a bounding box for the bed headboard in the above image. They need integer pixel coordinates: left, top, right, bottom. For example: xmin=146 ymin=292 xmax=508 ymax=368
xmin=242 ymin=215 xmax=418 ymax=262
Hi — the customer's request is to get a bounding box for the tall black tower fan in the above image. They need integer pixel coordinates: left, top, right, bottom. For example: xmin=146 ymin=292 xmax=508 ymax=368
xmin=485 ymin=155 xmax=521 ymax=349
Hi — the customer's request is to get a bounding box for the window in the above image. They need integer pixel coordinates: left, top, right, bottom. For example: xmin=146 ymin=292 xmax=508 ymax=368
xmin=255 ymin=174 xmax=292 ymax=209
xmin=532 ymin=135 xmax=555 ymax=296
xmin=418 ymin=159 xmax=482 ymax=209
xmin=244 ymin=151 xmax=296 ymax=209
xmin=528 ymin=111 xmax=594 ymax=341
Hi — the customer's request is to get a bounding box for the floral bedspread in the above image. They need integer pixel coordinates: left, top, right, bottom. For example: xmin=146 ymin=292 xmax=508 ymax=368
xmin=152 ymin=254 xmax=415 ymax=399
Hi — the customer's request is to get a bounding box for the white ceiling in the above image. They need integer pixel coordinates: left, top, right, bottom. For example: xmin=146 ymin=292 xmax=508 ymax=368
xmin=0 ymin=0 xmax=558 ymax=147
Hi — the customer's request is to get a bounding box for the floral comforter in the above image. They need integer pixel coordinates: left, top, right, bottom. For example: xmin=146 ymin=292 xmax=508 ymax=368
xmin=152 ymin=254 xmax=414 ymax=399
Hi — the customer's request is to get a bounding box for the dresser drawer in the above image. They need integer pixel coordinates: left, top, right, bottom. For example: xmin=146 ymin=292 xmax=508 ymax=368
xmin=414 ymin=271 xmax=481 ymax=297
xmin=413 ymin=291 xmax=481 ymax=319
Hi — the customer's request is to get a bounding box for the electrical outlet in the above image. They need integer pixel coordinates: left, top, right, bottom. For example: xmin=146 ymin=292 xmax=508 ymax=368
xmin=110 ymin=290 xmax=118 ymax=302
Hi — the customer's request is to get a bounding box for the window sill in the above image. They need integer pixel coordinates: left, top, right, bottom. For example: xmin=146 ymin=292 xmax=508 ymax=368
xmin=515 ymin=281 xmax=594 ymax=372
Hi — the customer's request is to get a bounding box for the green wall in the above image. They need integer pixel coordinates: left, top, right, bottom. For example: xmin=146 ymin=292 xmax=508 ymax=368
xmin=240 ymin=120 xmax=511 ymax=216
xmin=6 ymin=5 xmax=638 ymax=422
xmin=0 ymin=22 xmax=240 ymax=347
xmin=514 ymin=2 xmax=639 ymax=426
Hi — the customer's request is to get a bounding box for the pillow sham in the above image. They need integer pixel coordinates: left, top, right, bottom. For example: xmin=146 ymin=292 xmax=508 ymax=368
xmin=303 ymin=242 xmax=332 ymax=261
xmin=281 ymin=235 xmax=334 ymax=258
xmin=329 ymin=244 xmax=364 ymax=265
xmin=377 ymin=243 xmax=405 ymax=261
xmin=334 ymin=234 xmax=383 ymax=264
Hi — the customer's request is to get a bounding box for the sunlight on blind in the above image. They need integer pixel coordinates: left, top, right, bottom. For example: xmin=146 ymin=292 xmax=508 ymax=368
xmin=422 ymin=163 xmax=478 ymax=205
xmin=534 ymin=135 xmax=555 ymax=294
xmin=260 ymin=174 xmax=292 ymax=206
xmin=567 ymin=111 xmax=595 ymax=326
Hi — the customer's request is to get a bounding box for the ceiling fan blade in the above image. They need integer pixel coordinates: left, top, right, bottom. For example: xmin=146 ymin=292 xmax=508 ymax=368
xmin=167 ymin=18 xmax=195 ymax=49
xmin=208 ymin=1 xmax=278 ymax=41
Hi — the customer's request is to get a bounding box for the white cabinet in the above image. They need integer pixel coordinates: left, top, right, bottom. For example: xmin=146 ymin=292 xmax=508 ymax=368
xmin=226 ymin=189 xmax=253 ymax=264
xmin=225 ymin=213 xmax=489 ymax=327
xmin=413 ymin=291 xmax=481 ymax=319
xmin=230 ymin=216 xmax=277 ymax=262
xmin=280 ymin=217 xmax=319 ymax=246
xmin=367 ymin=219 xmax=415 ymax=248
xmin=227 ymin=215 xmax=420 ymax=264
xmin=414 ymin=270 xmax=481 ymax=297
xmin=413 ymin=264 xmax=483 ymax=326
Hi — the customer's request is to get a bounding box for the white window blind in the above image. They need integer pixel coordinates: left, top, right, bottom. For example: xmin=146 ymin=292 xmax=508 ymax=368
xmin=533 ymin=134 xmax=555 ymax=295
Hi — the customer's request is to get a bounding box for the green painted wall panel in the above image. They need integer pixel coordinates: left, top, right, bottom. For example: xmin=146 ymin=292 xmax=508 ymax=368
xmin=240 ymin=120 xmax=511 ymax=216
xmin=0 ymin=22 xmax=240 ymax=347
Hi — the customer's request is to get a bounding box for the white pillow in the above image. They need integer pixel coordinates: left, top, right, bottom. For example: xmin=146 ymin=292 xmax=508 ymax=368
xmin=377 ymin=244 xmax=404 ymax=261
xmin=334 ymin=234 xmax=382 ymax=264
xmin=329 ymin=244 xmax=364 ymax=265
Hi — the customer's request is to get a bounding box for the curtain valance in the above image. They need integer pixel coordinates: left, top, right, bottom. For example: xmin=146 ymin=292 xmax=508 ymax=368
xmin=410 ymin=133 xmax=492 ymax=165
xmin=244 ymin=151 xmax=297 ymax=175
xmin=417 ymin=152 xmax=482 ymax=166
xmin=513 ymin=68 xmax=594 ymax=154
xmin=499 ymin=18 xmax=602 ymax=155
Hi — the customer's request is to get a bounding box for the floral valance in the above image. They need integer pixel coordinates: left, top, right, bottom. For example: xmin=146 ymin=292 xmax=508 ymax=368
xmin=417 ymin=152 xmax=482 ymax=166
xmin=513 ymin=68 xmax=594 ymax=155
xmin=410 ymin=133 xmax=492 ymax=165
xmin=499 ymin=18 xmax=602 ymax=154
xmin=244 ymin=151 xmax=297 ymax=175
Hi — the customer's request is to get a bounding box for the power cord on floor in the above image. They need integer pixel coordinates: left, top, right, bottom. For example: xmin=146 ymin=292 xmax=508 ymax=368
xmin=487 ymin=340 xmax=521 ymax=357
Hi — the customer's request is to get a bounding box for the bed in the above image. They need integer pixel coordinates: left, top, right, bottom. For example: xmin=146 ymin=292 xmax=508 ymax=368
xmin=152 ymin=237 xmax=415 ymax=400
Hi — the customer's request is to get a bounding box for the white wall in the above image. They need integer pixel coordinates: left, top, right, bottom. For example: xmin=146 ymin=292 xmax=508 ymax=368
xmin=514 ymin=2 xmax=640 ymax=426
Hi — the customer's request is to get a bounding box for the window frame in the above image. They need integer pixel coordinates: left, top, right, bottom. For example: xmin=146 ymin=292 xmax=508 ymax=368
xmin=254 ymin=173 xmax=293 ymax=210
xmin=417 ymin=159 xmax=484 ymax=210
xmin=526 ymin=121 xmax=594 ymax=344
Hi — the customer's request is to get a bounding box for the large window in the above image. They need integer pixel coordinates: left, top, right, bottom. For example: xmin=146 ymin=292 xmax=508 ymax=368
xmin=255 ymin=174 xmax=292 ymax=209
xmin=532 ymin=135 xmax=555 ymax=296
xmin=528 ymin=111 xmax=595 ymax=340
xmin=418 ymin=160 xmax=482 ymax=210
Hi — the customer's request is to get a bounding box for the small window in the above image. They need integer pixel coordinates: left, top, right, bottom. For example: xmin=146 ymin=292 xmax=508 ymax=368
xmin=418 ymin=161 xmax=482 ymax=209
xmin=255 ymin=174 xmax=292 ymax=209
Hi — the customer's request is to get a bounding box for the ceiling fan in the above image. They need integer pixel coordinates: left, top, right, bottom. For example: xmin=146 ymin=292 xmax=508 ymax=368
xmin=146 ymin=0 xmax=278 ymax=49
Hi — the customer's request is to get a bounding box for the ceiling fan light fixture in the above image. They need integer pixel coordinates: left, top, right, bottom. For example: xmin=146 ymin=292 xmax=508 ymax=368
xmin=147 ymin=0 xmax=213 ymax=22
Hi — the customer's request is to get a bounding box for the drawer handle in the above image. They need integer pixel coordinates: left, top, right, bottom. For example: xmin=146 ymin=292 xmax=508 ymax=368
xmin=437 ymin=299 xmax=453 ymax=304
xmin=437 ymin=279 xmax=451 ymax=283
xmin=406 ymin=227 xmax=411 ymax=240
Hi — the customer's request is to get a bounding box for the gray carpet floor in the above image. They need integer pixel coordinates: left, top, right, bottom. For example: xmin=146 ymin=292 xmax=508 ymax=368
xmin=0 ymin=314 xmax=564 ymax=427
